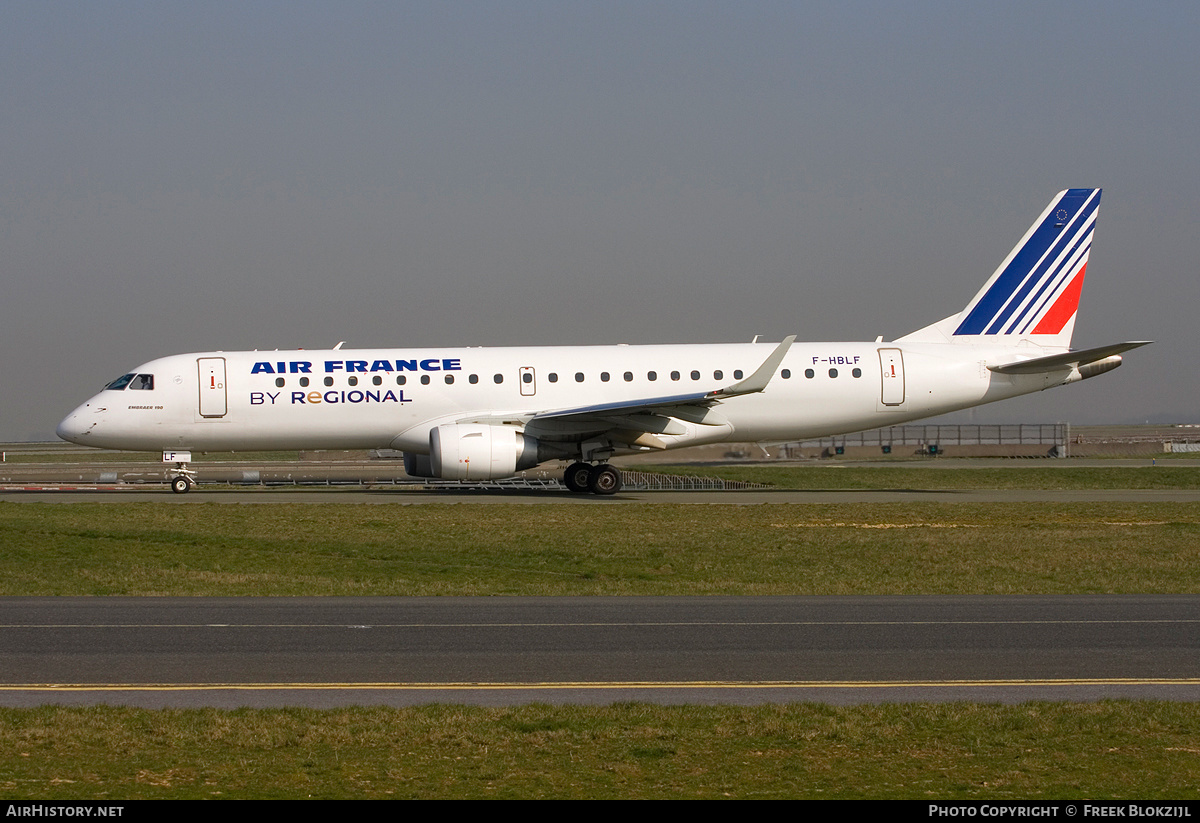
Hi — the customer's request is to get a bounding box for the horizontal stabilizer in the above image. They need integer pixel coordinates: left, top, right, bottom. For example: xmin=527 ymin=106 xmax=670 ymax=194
xmin=988 ymin=341 xmax=1151 ymax=374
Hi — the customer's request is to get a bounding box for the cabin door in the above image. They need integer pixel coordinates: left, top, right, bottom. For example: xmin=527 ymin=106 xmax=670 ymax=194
xmin=198 ymin=357 xmax=228 ymax=418
xmin=878 ymin=348 xmax=905 ymax=406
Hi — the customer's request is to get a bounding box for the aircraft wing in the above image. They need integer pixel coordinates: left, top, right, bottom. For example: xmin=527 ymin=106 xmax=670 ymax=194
xmin=532 ymin=334 xmax=794 ymax=417
xmin=532 ymin=335 xmax=797 ymax=421
xmin=452 ymin=336 xmax=797 ymax=446
xmin=988 ymin=341 xmax=1151 ymax=374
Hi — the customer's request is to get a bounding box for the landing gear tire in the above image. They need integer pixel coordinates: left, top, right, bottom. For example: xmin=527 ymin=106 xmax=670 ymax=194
xmin=588 ymin=464 xmax=622 ymax=496
xmin=563 ymin=462 xmax=593 ymax=493
xmin=170 ymin=476 xmax=192 ymax=495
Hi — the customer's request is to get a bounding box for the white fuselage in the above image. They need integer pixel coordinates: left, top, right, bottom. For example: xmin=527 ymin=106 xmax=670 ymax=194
xmin=56 ymin=341 xmax=1064 ymax=455
xmin=56 ymin=188 xmax=1137 ymax=490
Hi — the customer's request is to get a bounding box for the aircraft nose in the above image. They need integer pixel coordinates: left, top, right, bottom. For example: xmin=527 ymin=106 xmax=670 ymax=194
xmin=56 ymin=404 xmax=97 ymax=445
xmin=56 ymin=412 xmax=83 ymax=444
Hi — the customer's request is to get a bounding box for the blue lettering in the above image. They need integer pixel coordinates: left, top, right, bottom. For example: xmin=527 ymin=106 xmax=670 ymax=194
xmin=267 ymin=392 xmax=279 ymax=404
xmin=325 ymin=391 xmax=340 ymax=403
xmin=348 ymin=390 xmax=364 ymax=403
xmin=366 ymin=391 xmax=381 ymax=402
xmin=291 ymin=392 xmax=306 ymax=404
xmin=250 ymin=392 xmax=266 ymax=405
xmin=265 ymin=358 xmax=457 ymax=375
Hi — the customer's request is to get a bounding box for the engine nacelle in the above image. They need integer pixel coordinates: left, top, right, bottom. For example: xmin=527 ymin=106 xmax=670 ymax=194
xmin=429 ymin=424 xmax=540 ymax=480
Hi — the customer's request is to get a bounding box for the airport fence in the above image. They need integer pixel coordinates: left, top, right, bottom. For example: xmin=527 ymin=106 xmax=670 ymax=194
xmin=779 ymin=423 xmax=1069 ymax=457
xmin=235 ymin=471 xmax=766 ymax=491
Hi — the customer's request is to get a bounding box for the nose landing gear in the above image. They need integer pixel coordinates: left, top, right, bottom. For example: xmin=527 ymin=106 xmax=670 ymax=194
xmin=163 ymin=451 xmax=197 ymax=494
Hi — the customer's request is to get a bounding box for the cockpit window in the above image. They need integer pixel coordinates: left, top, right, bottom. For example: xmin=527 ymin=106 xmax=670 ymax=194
xmin=130 ymin=374 xmax=154 ymax=390
xmin=104 ymin=373 xmax=137 ymax=391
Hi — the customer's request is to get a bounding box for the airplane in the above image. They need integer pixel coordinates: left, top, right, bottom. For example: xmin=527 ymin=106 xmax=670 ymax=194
xmin=57 ymin=188 xmax=1149 ymax=495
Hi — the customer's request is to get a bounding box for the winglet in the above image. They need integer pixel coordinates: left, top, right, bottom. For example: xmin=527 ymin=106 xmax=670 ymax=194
xmin=709 ymin=335 xmax=796 ymax=399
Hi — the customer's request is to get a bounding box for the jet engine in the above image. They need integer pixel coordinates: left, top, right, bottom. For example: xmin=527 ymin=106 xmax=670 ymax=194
xmin=424 ymin=424 xmax=541 ymax=480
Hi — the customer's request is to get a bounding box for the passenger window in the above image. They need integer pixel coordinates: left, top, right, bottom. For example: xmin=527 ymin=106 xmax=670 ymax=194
xmin=853 ymin=368 xmax=862 ymax=378
xmin=670 ymin=371 xmax=680 ymax=381
xmin=805 ymin=369 xmax=815 ymax=379
xmin=647 ymin=371 xmax=657 ymax=381
xmin=714 ymin=370 xmax=723 ymax=380
xmin=445 ymin=374 xmax=454 ymax=385
xmin=781 ymin=369 xmax=791 ymax=379
xmin=300 ymin=377 xmax=310 ymax=387
xmin=494 ymin=374 xmax=503 ymax=384
xmin=130 ymin=374 xmax=154 ymax=390
xmin=469 ymin=374 xmax=479 ymax=384
xmin=548 ymin=373 xmax=558 ymax=383
xmin=575 ymin=372 xmax=585 ymax=383
xmin=348 ymin=376 xmax=358 ymax=387
xmin=397 ymin=375 xmax=406 ymax=386
xmin=734 ymin=370 xmax=743 ymax=379
xmin=275 ymin=377 xmax=285 ymax=388
xmin=690 ymin=370 xmax=700 ymax=380
xmin=324 ymin=377 xmax=334 ymax=387
xmin=373 ymin=375 xmax=382 ymax=386
xmin=601 ymin=372 xmax=610 ymax=382
xmin=522 ymin=373 xmax=532 ymax=384
xmin=421 ymin=375 xmax=431 ymax=385
xmin=624 ymin=372 xmax=633 ymax=382
xmin=829 ymin=368 xmax=838 ymax=378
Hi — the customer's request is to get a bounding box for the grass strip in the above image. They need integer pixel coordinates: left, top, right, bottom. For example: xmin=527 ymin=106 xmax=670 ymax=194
xmin=2 ymin=501 xmax=1199 ymax=596
xmin=0 ymin=702 xmax=1196 ymax=799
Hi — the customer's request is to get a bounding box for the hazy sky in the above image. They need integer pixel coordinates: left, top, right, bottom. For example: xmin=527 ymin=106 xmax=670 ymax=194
xmin=3 ymin=1 xmax=1196 ymax=440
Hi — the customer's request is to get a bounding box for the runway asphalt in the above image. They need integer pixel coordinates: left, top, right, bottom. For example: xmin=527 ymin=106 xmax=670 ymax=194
xmin=2 ymin=596 xmax=1197 ymax=707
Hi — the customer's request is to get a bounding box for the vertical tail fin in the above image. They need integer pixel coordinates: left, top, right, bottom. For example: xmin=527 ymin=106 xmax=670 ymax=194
xmin=899 ymin=188 xmax=1101 ymax=349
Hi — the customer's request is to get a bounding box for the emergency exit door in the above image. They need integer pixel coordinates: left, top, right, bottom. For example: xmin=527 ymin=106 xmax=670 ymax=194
xmin=519 ymin=366 xmax=536 ymax=396
xmin=198 ymin=357 xmax=228 ymax=418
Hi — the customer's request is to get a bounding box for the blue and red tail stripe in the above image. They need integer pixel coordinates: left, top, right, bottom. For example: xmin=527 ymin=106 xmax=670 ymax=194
xmin=954 ymin=188 xmax=1100 ymax=336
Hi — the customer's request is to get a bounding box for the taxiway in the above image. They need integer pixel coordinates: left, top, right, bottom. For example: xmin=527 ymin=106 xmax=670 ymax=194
xmin=2 ymin=596 xmax=1196 ymax=707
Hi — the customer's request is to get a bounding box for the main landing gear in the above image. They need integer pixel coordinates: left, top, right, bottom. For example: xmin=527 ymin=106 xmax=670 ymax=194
xmin=563 ymin=462 xmax=623 ymax=495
